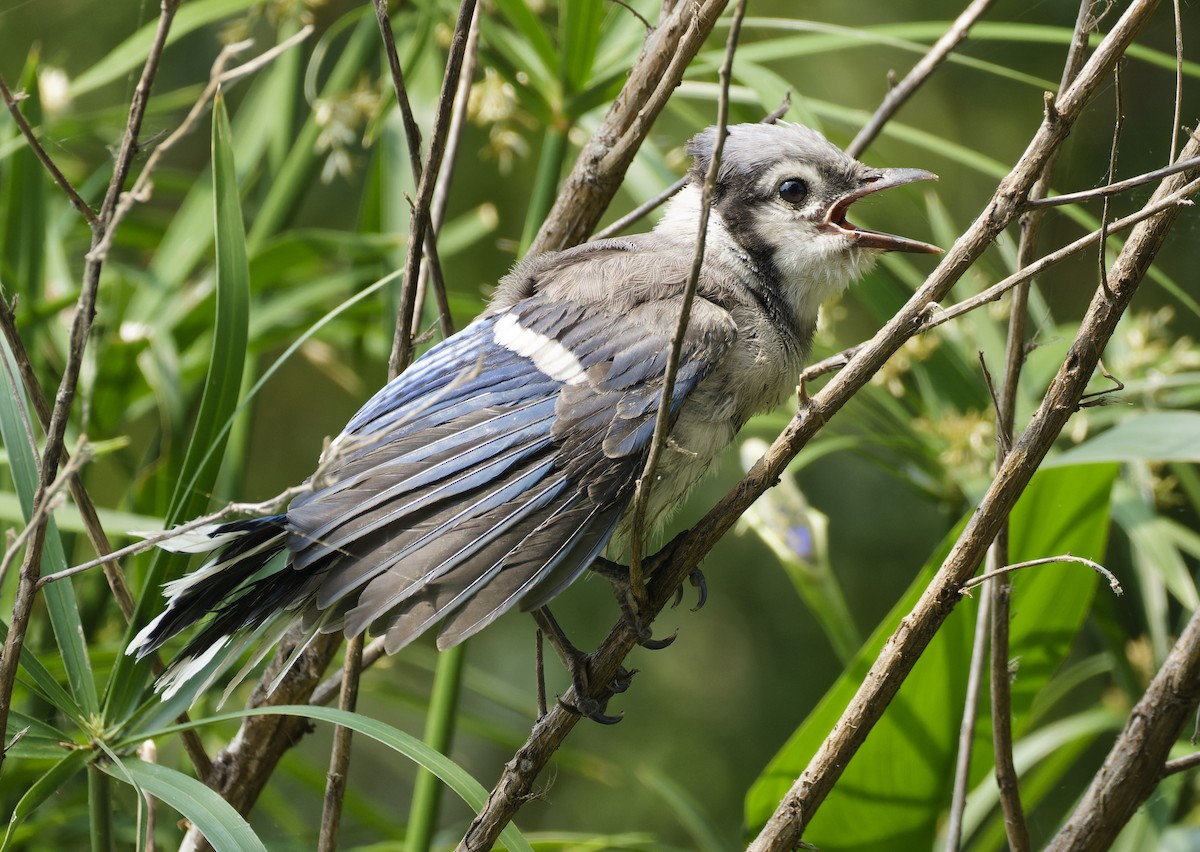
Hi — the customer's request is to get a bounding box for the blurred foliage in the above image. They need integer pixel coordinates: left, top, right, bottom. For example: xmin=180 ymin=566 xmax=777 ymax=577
xmin=1 ymin=0 xmax=1199 ymax=849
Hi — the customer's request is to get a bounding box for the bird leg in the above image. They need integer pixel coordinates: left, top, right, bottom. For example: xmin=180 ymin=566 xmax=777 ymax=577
xmin=531 ymin=607 xmax=632 ymax=724
xmin=589 ymin=534 xmax=707 ymax=644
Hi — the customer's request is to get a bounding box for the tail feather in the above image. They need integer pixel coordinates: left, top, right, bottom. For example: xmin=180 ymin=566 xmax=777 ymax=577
xmin=126 ymin=516 xmax=293 ymax=679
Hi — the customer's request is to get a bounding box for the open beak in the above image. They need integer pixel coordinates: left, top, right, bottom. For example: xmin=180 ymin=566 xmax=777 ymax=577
xmin=824 ymin=168 xmax=942 ymax=254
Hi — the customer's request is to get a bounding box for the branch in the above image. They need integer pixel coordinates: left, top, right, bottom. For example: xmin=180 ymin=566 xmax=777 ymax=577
xmin=846 ymin=0 xmax=999 ymax=158
xmin=750 ymin=62 xmax=1196 ymax=849
xmin=589 ymin=94 xmax=790 ymax=242
xmin=387 ymin=0 xmax=478 ymax=377
xmin=959 ymin=555 xmax=1123 ymax=596
xmin=528 ymin=0 xmax=731 ymax=254
xmin=1047 ymin=603 xmax=1200 ymax=850
xmin=628 ymin=0 xmax=747 ymax=601
xmin=1024 ymin=154 xmax=1200 ymax=208
xmin=0 ymin=75 xmax=98 ymax=229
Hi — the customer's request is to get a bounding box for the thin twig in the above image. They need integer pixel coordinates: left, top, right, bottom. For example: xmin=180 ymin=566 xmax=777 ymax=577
xmin=626 ymin=0 xmax=747 ymax=598
xmin=946 ymin=590 xmax=991 ymax=852
xmin=1097 ymin=65 xmax=1124 ymax=296
xmin=412 ymin=0 xmax=480 ymax=341
xmin=0 ymin=75 xmax=99 ymax=229
xmin=387 ymin=0 xmax=478 ymax=377
xmin=1170 ymin=0 xmax=1183 ymax=163
xmin=1024 ymin=154 xmax=1200 ymax=208
xmin=317 ymin=635 xmax=362 ymax=852
xmin=960 ymin=555 xmax=1123 ymax=596
xmin=1162 ymin=751 xmax=1200 ymax=778
xmin=36 ymin=486 xmax=312 ymax=588
xmin=846 ymin=0 xmax=998 ymax=158
xmin=987 ymin=535 xmax=1031 ymax=851
xmin=374 ymin=0 xmax=423 ymax=182
xmin=0 ymin=443 xmax=90 ymax=587
xmin=373 ymin=0 xmax=453 ymax=340
xmin=87 ymin=27 xmax=314 ymax=266
xmin=312 ymin=638 xmax=387 ymax=706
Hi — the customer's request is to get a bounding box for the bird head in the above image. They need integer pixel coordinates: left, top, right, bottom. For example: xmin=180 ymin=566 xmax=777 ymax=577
xmin=681 ymin=122 xmax=940 ymax=319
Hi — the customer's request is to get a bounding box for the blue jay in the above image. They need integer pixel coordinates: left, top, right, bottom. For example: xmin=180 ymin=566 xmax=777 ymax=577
xmin=127 ymin=122 xmax=938 ymax=707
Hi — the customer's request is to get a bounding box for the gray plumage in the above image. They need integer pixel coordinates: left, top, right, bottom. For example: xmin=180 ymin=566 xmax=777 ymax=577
xmin=127 ymin=122 xmax=938 ymax=699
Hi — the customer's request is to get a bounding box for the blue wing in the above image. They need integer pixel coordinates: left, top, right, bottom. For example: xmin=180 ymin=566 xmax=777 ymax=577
xmin=285 ymin=294 xmax=736 ymax=651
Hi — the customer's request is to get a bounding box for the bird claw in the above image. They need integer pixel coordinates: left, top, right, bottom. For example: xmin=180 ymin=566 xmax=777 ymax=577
xmin=589 ymin=557 xmax=660 ymax=647
xmin=559 ymin=660 xmax=636 ymax=725
xmin=671 ymin=567 xmax=707 ymax=612
xmin=533 ymin=607 xmax=637 ymax=724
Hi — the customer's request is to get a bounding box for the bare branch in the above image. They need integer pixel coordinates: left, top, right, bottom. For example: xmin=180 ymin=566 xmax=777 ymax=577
xmin=1047 ymin=603 xmax=1200 ymax=850
xmin=387 ymin=0 xmax=478 ymax=377
xmin=318 ymin=635 xmax=363 ymax=852
xmin=960 ymin=555 xmax=1123 ymax=596
xmin=846 ymin=0 xmax=999 ymax=158
xmin=0 ymin=74 xmax=98 ymax=229
xmin=528 ymin=0 xmax=731 ymax=255
xmin=627 ymin=0 xmax=747 ymax=604
xmin=589 ymin=94 xmax=790 ymax=242
xmin=1024 ymin=154 xmax=1200 ymax=208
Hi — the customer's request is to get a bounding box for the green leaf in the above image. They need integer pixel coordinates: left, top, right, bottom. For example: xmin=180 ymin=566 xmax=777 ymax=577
xmin=106 ymin=93 xmax=252 ymax=725
xmin=0 ymin=335 xmax=98 ymax=715
xmin=744 ymin=465 xmax=1117 ymax=849
xmin=68 ymin=0 xmax=265 ymax=97
xmin=0 ymin=619 xmax=87 ymax=727
xmin=2 ymin=53 xmax=47 ymax=308
xmin=1050 ymin=412 xmax=1200 ymax=466
xmin=125 ymin=705 xmax=535 ymax=852
xmin=0 ymin=749 xmax=92 ymax=852
xmin=99 ymin=758 xmax=268 ymax=852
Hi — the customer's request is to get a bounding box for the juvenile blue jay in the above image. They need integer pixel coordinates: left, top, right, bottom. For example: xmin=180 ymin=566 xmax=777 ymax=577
xmin=128 ymin=122 xmax=939 ymax=706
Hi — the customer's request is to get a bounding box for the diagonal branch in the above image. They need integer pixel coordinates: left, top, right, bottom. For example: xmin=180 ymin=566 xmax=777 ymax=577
xmin=846 ymin=0 xmax=999 ymax=158
xmin=750 ymin=70 xmax=1196 ymax=852
xmin=528 ymin=0 xmax=731 ymax=255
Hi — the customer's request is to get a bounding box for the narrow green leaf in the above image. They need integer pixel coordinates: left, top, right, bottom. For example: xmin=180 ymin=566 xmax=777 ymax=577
xmin=492 ymin=0 xmax=557 ymax=77
xmin=0 ymin=337 xmax=98 ymax=715
xmin=0 ymin=749 xmax=92 ymax=852
xmin=68 ymin=0 xmax=265 ymax=97
xmin=124 ymin=705 xmax=534 ymax=852
xmin=106 ymin=94 xmax=252 ymax=725
xmin=561 ymin=0 xmax=604 ymax=92
xmin=0 ymin=618 xmax=87 ymax=726
xmin=99 ymin=758 xmax=268 ymax=852
xmin=2 ymin=53 xmax=46 ymax=308
xmin=1050 ymin=412 xmax=1200 ymax=466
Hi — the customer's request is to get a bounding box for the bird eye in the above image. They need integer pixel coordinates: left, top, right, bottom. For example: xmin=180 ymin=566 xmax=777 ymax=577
xmin=778 ymin=178 xmax=809 ymax=205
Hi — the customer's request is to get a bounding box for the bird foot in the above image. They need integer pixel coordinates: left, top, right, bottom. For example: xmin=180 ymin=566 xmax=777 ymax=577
xmin=589 ymin=556 xmax=676 ymax=649
xmin=533 ymin=607 xmax=635 ymax=724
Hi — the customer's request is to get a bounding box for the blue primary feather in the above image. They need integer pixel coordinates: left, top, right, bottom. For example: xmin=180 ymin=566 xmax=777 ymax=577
xmin=130 ymin=291 xmax=735 ymax=689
